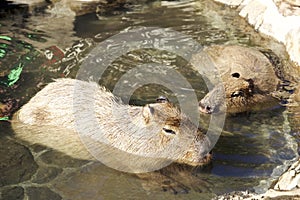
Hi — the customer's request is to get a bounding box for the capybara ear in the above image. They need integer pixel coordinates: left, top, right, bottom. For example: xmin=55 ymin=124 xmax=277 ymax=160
xmin=142 ymin=104 xmax=155 ymax=123
xmin=156 ymin=96 xmax=169 ymax=103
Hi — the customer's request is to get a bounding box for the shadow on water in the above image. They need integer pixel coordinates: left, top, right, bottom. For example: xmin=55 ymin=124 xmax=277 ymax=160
xmin=0 ymin=0 xmax=299 ymax=199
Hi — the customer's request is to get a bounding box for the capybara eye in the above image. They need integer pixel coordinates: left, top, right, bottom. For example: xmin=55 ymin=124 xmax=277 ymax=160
xmin=231 ymin=91 xmax=244 ymax=97
xmin=231 ymin=72 xmax=240 ymax=78
xmin=206 ymin=106 xmax=211 ymax=111
xmin=163 ymin=128 xmax=176 ymax=135
xmin=156 ymin=96 xmax=169 ymax=103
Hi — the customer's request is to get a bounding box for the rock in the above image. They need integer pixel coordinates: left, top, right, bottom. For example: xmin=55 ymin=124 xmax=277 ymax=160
xmin=285 ymin=0 xmax=300 ymax=6
xmin=286 ymin=27 xmax=300 ymax=66
xmin=273 ymin=159 xmax=300 ymax=190
xmin=26 ymin=187 xmax=62 ymax=200
xmin=0 ymin=138 xmax=38 ymax=186
xmin=275 ymin=0 xmax=300 ymax=16
xmin=30 ymin=143 xmax=49 ymax=154
xmin=52 ymin=162 xmax=143 ymax=200
xmin=39 ymin=150 xmax=89 ymax=168
xmin=264 ymin=189 xmax=300 ymax=199
xmin=31 ymin=166 xmax=63 ymax=184
xmin=213 ymin=0 xmax=300 ymax=67
xmin=214 ymin=0 xmax=244 ymax=6
xmin=52 ymin=163 xmax=108 ymax=200
xmin=0 ymin=186 xmax=24 ymax=200
xmin=294 ymin=87 xmax=300 ymax=103
xmin=215 ymin=189 xmax=300 ymax=199
xmin=215 ymin=159 xmax=300 ymax=199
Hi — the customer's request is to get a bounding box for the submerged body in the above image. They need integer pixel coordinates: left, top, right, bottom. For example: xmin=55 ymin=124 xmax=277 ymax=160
xmin=195 ymin=45 xmax=284 ymax=114
xmin=12 ymin=78 xmax=211 ymax=172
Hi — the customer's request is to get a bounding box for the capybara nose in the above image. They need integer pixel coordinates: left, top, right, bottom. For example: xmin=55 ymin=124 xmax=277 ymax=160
xmin=199 ymin=101 xmax=212 ymax=114
xmin=203 ymin=151 xmax=213 ymax=163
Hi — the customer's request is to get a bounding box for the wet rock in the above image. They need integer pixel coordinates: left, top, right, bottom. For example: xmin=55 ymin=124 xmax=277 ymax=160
xmin=216 ymin=159 xmax=300 ymax=199
xmin=0 ymin=186 xmax=24 ymax=200
xmin=213 ymin=190 xmax=262 ymax=200
xmin=287 ymin=86 xmax=300 ymax=139
xmin=52 ymin=163 xmax=107 ymax=200
xmin=26 ymin=187 xmax=62 ymax=200
xmin=273 ymin=159 xmax=300 ymax=191
xmin=286 ymin=27 xmax=300 ymax=68
xmin=0 ymin=138 xmax=38 ymax=186
xmin=214 ymin=0 xmax=300 ymax=67
xmin=214 ymin=0 xmax=243 ymax=6
xmin=264 ymin=189 xmax=300 ymax=199
xmin=31 ymin=166 xmax=63 ymax=184
xmin=216 ymin=190 xmax=300 ymax=199
xmin=0 ymin=121 xmax=13 ymax=137
xmin=275 ymin=0 xmax=300 ymax=16
xmin=30 ymin=143 xmax=49 ymax=153
xmin=294 ymin=87 xmax=300 ymax=103
xmin=52 ymin=162 xmax=144 ymax=200
xmin=39 ymin=150 xmax=89 ymax=168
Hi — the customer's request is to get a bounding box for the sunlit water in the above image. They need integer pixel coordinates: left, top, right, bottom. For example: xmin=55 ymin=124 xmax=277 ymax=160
xmin=0 ymin=0 xmax=299 ymax=199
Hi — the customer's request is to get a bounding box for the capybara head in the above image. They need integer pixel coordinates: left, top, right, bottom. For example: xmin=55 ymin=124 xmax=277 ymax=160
xmin=199 ymin=73 xmax=257 ymax=114
xmin=196 ymin=45 xmax=282 ymax=114
xmin=137 ymin=96 xmax=212 ymax=166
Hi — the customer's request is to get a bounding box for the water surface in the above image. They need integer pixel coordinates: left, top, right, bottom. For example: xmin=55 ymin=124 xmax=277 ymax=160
xmin=0 ymin=0 xmax=299 ymax=199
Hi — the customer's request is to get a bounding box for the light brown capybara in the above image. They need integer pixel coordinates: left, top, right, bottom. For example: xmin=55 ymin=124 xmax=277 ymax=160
xmin=195 ymin=45 xmax=284 ymax=114
xmin=12 ymin=78 xmax=211 ymax=173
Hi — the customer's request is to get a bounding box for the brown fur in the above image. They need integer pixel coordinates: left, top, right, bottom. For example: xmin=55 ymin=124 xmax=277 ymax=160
xmin=12 ymin=78 xmax=211 ymax=173
xmin=195 ymin=45 xmax=282 ymax=114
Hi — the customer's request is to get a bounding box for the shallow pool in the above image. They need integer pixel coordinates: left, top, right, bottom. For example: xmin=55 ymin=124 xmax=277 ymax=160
xmin=0 ymin=0 xmax=299 ymax=199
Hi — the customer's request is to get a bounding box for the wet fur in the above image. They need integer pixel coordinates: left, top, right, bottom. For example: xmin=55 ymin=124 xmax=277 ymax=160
xmin=12 ymin=78 xmax=210 ymax=172
xmin=197 ymin=45 xmax=282 ymax=114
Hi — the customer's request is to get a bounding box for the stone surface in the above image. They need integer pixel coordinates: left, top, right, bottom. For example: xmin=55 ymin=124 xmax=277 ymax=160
xmin=274 ymin=0 xmax=300 ymax=16
xmin=264 ymin=189 xmax=300 ymax=199
xmin=286 ymin=27 xmax=300 ymax=66
xmin=0 ymin=186 xmax=24 ymax=200
xmin=214 ymin=0 xmax=300 ymax=67
xmin=215 ymin=0 xmax=244 ymax=6
xmin=52 ymin=162 xmax=143 ymax=200
xmin=0 ymin=137 xmax=38 ymax=186
xmin=26 ymin=187 xmax=62 ymax=200
xmin=31 ymin=166 xmax=63 ymax=184
xmin=215 ymin=160 xmax=300 ymax=199
xmin=273 ymin=159 xmax=300 ymax=190
xmin=30 ymin=143 xmax=49 ymax=153
xmin=39 ymin=149 xmax=89 ymax=168
xmin=294 ymin=86 xmax=300 ymax=103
